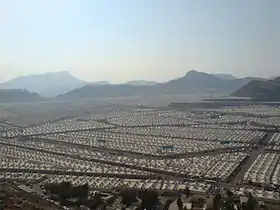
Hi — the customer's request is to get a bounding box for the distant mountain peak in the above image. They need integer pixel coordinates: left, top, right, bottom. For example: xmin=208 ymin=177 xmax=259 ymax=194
xmin=17 ymin=71 xmax=71 ymax=78
xmin=185 ymin=70 xmax=203 ymax=76
xmin=42 ymin=71 xmax=75 ymax=77
xmin=186 ymin=70 xmax=196 ymax=74
xmin=184 ymin=70 xmax=217 ymax=77
xmin=0 ymin=71 xmax=86 ymax=97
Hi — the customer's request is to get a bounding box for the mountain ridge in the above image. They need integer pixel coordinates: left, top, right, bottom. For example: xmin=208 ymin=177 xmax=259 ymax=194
xmin=233 ymin=76 xmax=280 ymax=101
xmin=58 ymin=70 xmax=262 ymax=99
xmin=0 ymin=70 xmax=268 ymax=101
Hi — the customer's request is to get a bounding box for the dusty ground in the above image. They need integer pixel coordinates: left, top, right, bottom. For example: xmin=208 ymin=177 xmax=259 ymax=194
xmin=0 ymin=94 xmax=211 ymax=126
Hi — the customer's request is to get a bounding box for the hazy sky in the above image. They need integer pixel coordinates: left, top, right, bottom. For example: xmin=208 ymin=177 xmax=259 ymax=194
xmin=0 ymin=0 xmax=279 ymax=83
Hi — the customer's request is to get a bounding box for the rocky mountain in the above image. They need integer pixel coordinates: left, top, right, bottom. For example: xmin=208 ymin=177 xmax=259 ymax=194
xmin=157 ymin=70 xmax=254 ymax=94
xmin=160 ymin=70 xmax=226 ymax=93
xmin=0 ymin=71 xmax=86 ymax=97
xmin=233 ymin=77 xmax=280 ymax=101
xmin=58 ymin=70 xmax=257 ymax=99
xmin=0 ymin=89 xmax=43 ymax=103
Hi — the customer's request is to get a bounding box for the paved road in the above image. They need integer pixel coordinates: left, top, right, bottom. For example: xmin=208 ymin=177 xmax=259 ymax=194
xmin=230 ymin=147 xmax=264 ymax=185
xmin=229 ymin=132 xmax=274 ymax=185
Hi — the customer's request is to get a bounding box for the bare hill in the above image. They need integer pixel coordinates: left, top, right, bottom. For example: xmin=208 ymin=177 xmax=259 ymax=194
xmin=233 ymin=77 xmax=280 ymax=101
xmin=0 ymin=89 xmax=43 ymax=103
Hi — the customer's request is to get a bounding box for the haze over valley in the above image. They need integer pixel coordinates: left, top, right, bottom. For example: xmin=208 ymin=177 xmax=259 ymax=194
xmin=0 ymin=70 xmax=271 ymax=102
